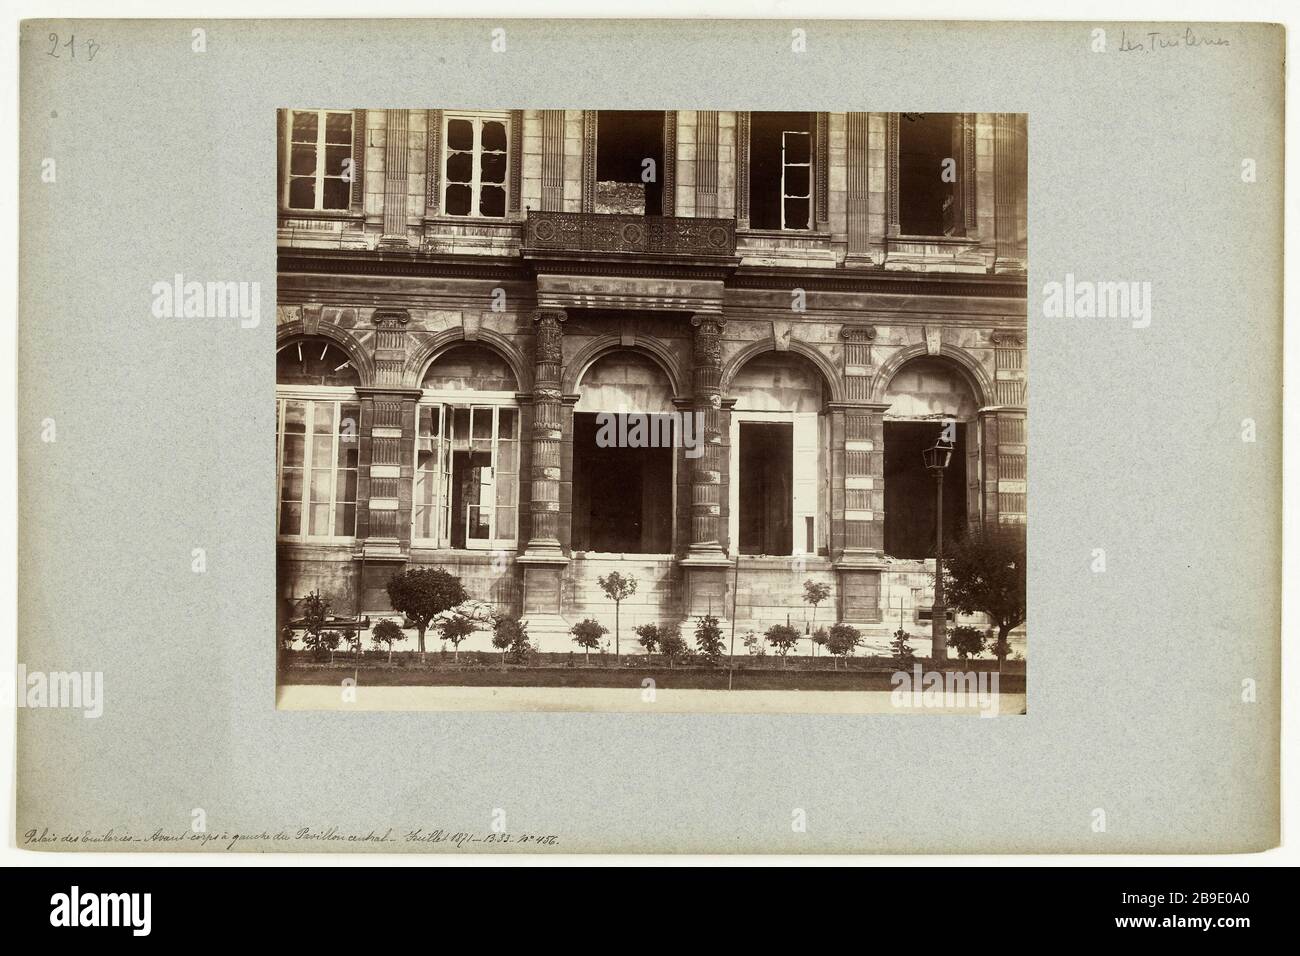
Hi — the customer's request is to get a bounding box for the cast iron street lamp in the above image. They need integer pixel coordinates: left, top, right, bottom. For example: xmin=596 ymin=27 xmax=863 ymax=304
xmin=923 ymin=437 xmax=954 ymax=661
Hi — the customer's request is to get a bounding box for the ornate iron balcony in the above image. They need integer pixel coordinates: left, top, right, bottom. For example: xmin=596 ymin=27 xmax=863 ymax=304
xmin=523 ymin=210 xmax=736 ymax=258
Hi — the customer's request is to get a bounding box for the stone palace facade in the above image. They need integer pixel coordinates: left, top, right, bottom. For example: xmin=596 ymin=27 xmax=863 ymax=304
xmin=276 ymin=109 xmax=1028 ymax=654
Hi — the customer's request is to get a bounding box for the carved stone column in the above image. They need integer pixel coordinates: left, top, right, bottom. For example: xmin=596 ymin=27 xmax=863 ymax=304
xmin=679 ymin=314 xmax=732 ymax=621
xmin=688 ymin=314 xmax=726 ymax=557
xmin=525 ymin=309 xmax=567 ymax=556
xmin=519 ymin=309 xmax=570 ymax=645
xmin=834 ymin=402 xmax=888 ymax=631
xmin=355 ymin=310 xmax=420 ymax=613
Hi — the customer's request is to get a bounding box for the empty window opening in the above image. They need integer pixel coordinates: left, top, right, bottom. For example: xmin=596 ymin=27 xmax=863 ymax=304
xmin=595 ymin=111 xmax=665 ymax=215
xmin=898 ymin=112 xmax=962 ymax=237
xmin=883 ymin=421 xmax=967 ymax=559
xmin=449 ymin=448 xmax=493 ymax=548
xmin=749 ymin=112 xmax=813 ymax=230
xmin=572 ymin=412 xmax=673 ymax=553
xmin=738 ymin=422 xmax=793 ymax=555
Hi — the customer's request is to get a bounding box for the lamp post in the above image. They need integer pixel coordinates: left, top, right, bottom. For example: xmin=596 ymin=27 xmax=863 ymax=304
xmin=922 ymin=437 xmax=954 ymax=661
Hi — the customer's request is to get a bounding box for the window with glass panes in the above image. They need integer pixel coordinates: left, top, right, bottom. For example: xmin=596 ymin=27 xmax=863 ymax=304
xmin=413 ymin=404 xmax=517 ymax=549
xmin=276 ymin=398 xmax=360 ymax=538
xmin=443 ymin=113 xmax=509 ymax=218
xmin=286 ymin=110 xmax=354 ymax=211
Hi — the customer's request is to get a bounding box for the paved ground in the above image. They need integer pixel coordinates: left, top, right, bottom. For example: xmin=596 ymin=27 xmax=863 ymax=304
xmin=277 ymin=681 xmax=1026 ymax=715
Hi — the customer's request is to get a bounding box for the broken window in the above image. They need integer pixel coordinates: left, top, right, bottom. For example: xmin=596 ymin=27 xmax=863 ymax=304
xmin=444 ymin=112 xmax=509 ymax=218
xmin=595 ymin=111 xmax=665 ymax=215
xmin=414 ymin=346 xmax=519 ymax=549
xmin=748 ymin=112 xmax=813 ymax=230
xmin=413 ymin=404 xmax=518 ymax=549
xmin=286 ymin=109 xmax=353 ymax=211
xmin=898 ymin=112 xmax=962 ymax=236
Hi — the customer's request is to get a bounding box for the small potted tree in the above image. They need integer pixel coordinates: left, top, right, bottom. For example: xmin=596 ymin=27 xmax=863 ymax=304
xmin=299 ymin=590 xmax=331 ymax=662
xmin=385 ymin=567 xmax=468 ymax=661
xmin=658 ymin=626 xmax=687 ymax=669
xmin=890 ymin=627 xmax=916 ymax=665
xmin=802 ymin=580 xmax=832 ymax=655
xmin=694 ymin=614 xmax=725 ymax=667
xmin=598 ymin=572 xmax=638 ymax=664
xmin=947 ymin=625 xmax=987 ymax=662
xmin=371 ymin=618 xmax=406 ymax=664
xmin=570 ymin=618 xmax=607 ymax=665
xmin=491 ymin=615 xmax=528 ymax=669
xmin=764 ymin=623 xmax=801 ymax=666
xmin=825 ymin=622 xmax=862 ymax=670
xmin=634 ymin=623 xmax=661 ymax=665
xmin=438 ymin=612 xmax=476 ymax=664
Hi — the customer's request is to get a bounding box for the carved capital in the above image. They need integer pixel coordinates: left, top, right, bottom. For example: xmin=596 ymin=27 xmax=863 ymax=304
xmin=991 ymin=330 xmax=1026 ymax=347
xmin=840 ymin=324 xmax=877 ymax=342
xmin=690 ymin=313 xmax=726 ymax=331
xmin=533 ymin=308 xmax=568 ymax=326
xmin=691 ymin=315 xmax=725 ymax=371
xmin=533 ymin=309 xmax=567 ymax=367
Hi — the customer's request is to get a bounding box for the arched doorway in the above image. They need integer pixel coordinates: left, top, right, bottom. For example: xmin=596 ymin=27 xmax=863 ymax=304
xmin=572 ymin=350 xmax=677 ymax=553
xmin=414 ymin=343 xmax=520 ymax=550
xmin=727 ymin=351 xmax=828 ymax=557
xmin=881 ymin=357 xmax=981 ymax=558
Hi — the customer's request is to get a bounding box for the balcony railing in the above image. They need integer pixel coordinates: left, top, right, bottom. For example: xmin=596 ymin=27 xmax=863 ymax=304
xmin=523 ymin=210 xmax=736 ymax=258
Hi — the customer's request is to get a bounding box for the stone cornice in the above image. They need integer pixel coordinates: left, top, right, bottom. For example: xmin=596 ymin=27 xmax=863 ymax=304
xmin=279 ymin=247 xmax=1028 ymax=301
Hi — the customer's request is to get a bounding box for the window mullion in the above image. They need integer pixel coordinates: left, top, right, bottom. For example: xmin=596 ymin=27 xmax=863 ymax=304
xmin=276 ymin=398 xmax=285 ymax=534
xmin=328 ymin=400 xmax=341 ymax=537
xmin=488 ymin=405 xmax=499 ymax=542
xmin=315 ymin=110 xmax=326 ymax=210
xmin=300 ymin=401 xmax=314 ymax=536
xmin=471 ymin=118 xmax=482 ymax=215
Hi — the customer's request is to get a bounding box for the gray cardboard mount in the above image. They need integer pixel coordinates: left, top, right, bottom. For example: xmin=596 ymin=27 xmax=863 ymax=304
xmin=16 ymin=19 xmax=1282 ymax=853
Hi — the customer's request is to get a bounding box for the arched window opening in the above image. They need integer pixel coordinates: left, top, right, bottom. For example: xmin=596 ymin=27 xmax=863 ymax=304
xmin=275 ymin=337 xmax=362 ymax=540
xmin=414 ymin=345 xmax=519 ymax=550
xmin=729 ymin=352 xmax=827 ymax=557
xmin=572 ymin=350 xmax=676 ymax=554
xmin=882 ymin=358 xmax=979 ymax=559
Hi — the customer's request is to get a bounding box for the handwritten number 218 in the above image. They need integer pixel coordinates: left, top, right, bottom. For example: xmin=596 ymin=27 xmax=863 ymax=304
xmin=47 ymin=34 xmax=100 ymax=61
